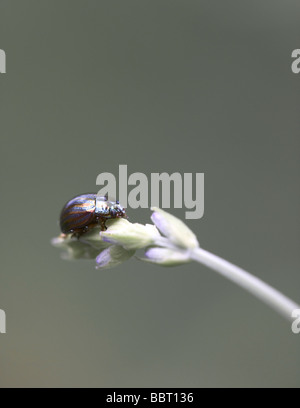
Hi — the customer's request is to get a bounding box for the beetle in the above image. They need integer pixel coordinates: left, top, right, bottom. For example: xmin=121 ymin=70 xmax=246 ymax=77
xmin=60 ymin=193 xmax=127 ymax=237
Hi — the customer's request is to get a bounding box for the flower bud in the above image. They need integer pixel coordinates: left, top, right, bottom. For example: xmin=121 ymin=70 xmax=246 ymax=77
xmin=100 ymin=218 xmax=161 ymax=250
xmin=151 ymin=207 xmax=199 ymax=249
xmin=143 ymin=247 xmax=191 ymax=266
xmin=96 ymin=245 xmax=135 ymax=269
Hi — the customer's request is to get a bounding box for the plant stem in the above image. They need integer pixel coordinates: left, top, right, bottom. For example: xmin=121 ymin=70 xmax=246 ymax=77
xmin=190 ymin=247 xmax=299 ymax=322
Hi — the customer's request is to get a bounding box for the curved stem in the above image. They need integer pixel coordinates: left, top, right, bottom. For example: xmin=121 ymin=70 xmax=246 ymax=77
xmin=190 ymin=247 xmax=299 ymax=322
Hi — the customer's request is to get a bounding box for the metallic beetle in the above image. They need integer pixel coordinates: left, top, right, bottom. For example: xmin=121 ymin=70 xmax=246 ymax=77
xmin=60 ymin=193 xmax=126 ymax=236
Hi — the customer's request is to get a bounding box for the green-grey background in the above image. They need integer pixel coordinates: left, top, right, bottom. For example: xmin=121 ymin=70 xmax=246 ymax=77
xmin=0 ymin=0 xmax=299 ymax=388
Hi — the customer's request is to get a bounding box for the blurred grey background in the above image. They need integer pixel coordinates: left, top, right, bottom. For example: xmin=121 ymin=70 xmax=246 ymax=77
xmin=0 ymin=0 xmax=299 ymax=388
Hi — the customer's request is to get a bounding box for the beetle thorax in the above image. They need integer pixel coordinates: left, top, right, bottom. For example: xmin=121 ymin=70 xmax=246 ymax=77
xmin=95 ymin=199 xmax=110 ymax=216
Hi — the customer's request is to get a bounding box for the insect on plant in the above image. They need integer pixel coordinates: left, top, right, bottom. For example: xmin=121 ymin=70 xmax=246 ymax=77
xmin=60 ymin=193 xmax=127 ymax=237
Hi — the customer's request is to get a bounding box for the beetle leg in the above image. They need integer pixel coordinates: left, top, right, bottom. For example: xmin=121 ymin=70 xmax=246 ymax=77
xmin=71 ymin=225 xmax=93 ymax=239
xmin=99 ymin=219 xmax=107 ymax=231
xmin=72 ymin=231 xmax=83 ymax=239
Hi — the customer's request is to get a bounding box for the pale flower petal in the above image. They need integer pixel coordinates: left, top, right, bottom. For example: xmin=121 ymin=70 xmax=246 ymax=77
xmin=96 ymin=245 xmax=135 ymax=269
xmin=51 ymin=233 xmax=110 ymax=261
xmin=151 ymin=207 xmax=199 ymax=249
xmin=143 ymin=247 xmax=191 ymax=266
xmin=100 ymin=218 xmax=161 ymax=250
